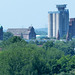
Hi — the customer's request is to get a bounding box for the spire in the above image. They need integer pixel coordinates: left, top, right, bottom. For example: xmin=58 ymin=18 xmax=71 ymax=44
xmin=56 ymin=30 xmax=60 ymax=40
xmin=66 ymin=31 xmax=69 ymax=41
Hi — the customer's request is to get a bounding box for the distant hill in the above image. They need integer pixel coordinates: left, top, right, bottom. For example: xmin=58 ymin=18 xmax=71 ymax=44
xmin=35 ymin=28 xmax=48 ymax=35
xmin=35 ymin=28 xmax=48 ymax=32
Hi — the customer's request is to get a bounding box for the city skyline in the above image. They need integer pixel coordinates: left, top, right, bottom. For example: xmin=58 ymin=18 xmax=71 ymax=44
xmin=0 ymin=0 xmax=74 ymax=30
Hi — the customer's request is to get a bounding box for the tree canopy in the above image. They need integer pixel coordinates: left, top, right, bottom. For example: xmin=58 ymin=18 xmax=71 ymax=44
xmin=0 ymin=36 xmax=75 ymax=75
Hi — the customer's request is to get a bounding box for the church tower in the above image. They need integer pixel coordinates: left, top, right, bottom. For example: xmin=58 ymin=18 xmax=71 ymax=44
xmin=0 ymin=25 xmax=3 ymax=40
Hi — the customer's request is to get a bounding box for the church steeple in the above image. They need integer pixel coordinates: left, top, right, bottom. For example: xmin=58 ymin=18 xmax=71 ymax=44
xmin=0 ymin=24 xmax=3 ymax=40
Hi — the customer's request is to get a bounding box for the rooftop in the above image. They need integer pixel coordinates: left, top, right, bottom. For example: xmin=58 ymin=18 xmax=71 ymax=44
xmin=56 ymin=4 xmax=67 ymax=11
xmin=48 ymin=11 xmax=60 ymax=14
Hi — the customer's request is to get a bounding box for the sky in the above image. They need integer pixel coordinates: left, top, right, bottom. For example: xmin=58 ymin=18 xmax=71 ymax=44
xmin=0 ymin=0 xmax=75 ymax=30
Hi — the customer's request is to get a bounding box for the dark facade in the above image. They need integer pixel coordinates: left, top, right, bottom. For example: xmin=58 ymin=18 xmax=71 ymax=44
xmin=0 ymin=26 xmax=3 ymax=40
xmin=7 ymin=26 xmax=36 ymax=39
xmin=69 ymin=18 xmax=75 ymax=37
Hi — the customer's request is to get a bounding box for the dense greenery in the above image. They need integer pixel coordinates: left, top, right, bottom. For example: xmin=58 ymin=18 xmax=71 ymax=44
xmin=0 ymin=36 xmax=75 ymax=75
xmin=3 ymin=32 xmax=13 ymax=41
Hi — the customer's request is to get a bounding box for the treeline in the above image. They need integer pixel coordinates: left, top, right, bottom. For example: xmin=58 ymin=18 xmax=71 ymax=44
xmin=35 ymin=31 xmax=47 ymax=35
xmin=0 ymin=36 xmax=75 ymax=75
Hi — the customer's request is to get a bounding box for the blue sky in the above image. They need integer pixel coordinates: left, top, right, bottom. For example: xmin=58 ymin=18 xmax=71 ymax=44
xmin=0 ymin=0 xmax=75 ymax=29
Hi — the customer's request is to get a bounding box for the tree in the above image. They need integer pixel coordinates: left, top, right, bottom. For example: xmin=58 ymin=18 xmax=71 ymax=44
xmin=54 ymin=41 xmax=75 ymax=55
xmin=3 ymin=32 xmax=13 ymax=41
xmin=1 ymin=36 xmax=27 ymax=49
xmin=57 ymin=55 xmax=71 ymax=73
xmin=43 ymin=41 xmax=54 ymax=50
xmin=0 ymin=36 xmax=75 ymax=75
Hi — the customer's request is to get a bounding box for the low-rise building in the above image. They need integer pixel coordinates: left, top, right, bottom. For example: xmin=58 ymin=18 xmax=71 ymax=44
xmin=7 ymin=26 xmax=36 ymax=39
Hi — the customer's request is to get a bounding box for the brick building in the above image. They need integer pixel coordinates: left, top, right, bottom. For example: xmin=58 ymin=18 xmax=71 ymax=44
xmin=7 ymin=26 xmax=36 ymax=39
xmin=69 ymin=18 xmax=75 ymax=37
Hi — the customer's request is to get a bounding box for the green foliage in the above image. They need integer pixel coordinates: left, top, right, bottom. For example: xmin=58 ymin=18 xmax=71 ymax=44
xmin=57 ymin=55 xmax=71 ymax=72
xmin=28 ymin=40 xmax=46 ymax=45
xmin=0 ymin=37 xmax=75 ymax=74
xmin=1 ymin=36 xmax=27 ymax=49
xmin=54 ymin=41 xmax=75 ymax=55
xmin=62 ymin=33 xmax=72 ymax=40
xmin=8 ymin=36 xmax=22 ymax=43
xmin=43 ymin=41 xmax=54 ymax=50
xmin=46 ymin=47 xmax=64 ymax=60
xmin=3 ymin=32 xmax=13 ymax=41
xmin=62 ymin=35 xmax=66 ymax=39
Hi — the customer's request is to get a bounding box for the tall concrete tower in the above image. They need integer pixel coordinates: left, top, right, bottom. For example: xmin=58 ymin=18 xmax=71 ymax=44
xmin=48 ymin=4 xmax=69 ymax=38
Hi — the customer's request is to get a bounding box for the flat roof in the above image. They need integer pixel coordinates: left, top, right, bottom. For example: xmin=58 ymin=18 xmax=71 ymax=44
xmin=56 ymin=4 xmax=67 ymax=8
xmin=48 ymin=11 xmax=60 ymax=14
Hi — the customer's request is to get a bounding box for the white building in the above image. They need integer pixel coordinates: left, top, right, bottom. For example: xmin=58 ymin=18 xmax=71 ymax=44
xmin=48 ymin=4 xmax=69 ymax=38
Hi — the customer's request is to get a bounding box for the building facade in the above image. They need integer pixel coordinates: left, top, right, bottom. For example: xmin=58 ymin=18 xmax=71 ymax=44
xmin=69 ymin=18 xmax=75 ymax=37
xmin=7 ymin=26 xmax=36 ymax=39
xmin=48 ymin=4 xmax=69 ymax=38
xmin=0 ymin=25 xmax=3 ymax=40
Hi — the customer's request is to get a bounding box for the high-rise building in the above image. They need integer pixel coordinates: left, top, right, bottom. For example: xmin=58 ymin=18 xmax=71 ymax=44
xmin=48 ymin=4 xmax=69 ymax=38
